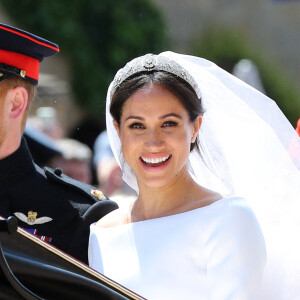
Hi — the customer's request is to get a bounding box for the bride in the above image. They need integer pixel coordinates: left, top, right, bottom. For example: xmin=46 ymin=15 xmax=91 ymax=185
xmin=89 ymin=52 xmax=300 ymax=299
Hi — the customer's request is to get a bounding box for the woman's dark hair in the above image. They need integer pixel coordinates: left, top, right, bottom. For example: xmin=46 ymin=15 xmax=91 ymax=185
xmin=110 ymin=71 xmax=204 ymax=152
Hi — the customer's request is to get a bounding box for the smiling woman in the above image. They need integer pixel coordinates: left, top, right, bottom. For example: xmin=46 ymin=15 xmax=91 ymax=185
xmin=89 ymin=52 xmax=300 ymax=299
xmin=114 ymin=83 xmax=201 ymax=194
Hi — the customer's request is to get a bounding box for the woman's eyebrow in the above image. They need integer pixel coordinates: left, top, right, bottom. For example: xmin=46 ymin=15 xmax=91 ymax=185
xmin=125 ymin=113 xmax=182 ymax=122
xmin=159 ymin=113 xmax=182 ymax=120
xmin=125 ymin=116 xmax=144 ymax=122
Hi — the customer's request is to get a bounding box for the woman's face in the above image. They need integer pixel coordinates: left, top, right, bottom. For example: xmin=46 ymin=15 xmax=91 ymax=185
xmin=114 ymin=84 xmax=201 ymax=190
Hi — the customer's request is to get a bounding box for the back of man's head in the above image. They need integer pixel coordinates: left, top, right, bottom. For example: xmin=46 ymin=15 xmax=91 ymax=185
xmin=0 ymin=23 xmax=59 ymax=156
xmin=0 ymin=23 xmax=59 ymax=124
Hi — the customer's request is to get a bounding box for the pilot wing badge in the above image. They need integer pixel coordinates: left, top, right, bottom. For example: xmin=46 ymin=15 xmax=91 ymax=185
xmin=14 ymin=211 xmax=53 ymax=225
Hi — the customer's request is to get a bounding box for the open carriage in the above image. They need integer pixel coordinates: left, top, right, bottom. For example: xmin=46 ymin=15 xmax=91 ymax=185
xmin=0 ymin=216 xmax=144 ymax=300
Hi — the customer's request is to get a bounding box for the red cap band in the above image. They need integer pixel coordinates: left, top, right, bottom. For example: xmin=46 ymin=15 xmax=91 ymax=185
xmin=0 ymin=49 xmax=39 ymax=81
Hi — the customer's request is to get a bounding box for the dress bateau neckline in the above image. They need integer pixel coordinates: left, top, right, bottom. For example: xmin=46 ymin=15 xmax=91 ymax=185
xmin=93 ymin=195 xmax=244 ymax=230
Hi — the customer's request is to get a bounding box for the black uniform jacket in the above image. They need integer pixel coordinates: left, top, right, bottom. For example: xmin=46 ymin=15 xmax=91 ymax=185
xmin=0 ymin=138 xmax=118 ymax=264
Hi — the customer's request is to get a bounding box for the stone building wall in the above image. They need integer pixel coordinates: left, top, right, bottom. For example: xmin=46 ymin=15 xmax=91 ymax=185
xmin=153 ymin=0 xmax=300 ymax=86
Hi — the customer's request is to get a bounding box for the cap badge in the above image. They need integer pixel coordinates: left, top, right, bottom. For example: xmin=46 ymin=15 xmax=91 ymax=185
xmin=14 ymin=211 xmax=53 ymax=225
xmin=91 ymin=189 xmax=106 ymax=200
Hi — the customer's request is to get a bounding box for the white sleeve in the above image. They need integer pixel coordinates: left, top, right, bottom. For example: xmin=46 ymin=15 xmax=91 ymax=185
xmin=203 ymin=199 xmax=266 ymax=300
xmin=88 ymin=223 xmax=104 ymax=273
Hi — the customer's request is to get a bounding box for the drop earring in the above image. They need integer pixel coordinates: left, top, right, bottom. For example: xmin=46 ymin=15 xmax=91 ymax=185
xmin=191 ymin=136 xmax=196 ymax=143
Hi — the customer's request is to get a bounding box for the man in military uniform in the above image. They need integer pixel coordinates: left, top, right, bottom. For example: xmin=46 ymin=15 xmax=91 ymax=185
xmin=0 ymin=23 xmax=118 ymax=264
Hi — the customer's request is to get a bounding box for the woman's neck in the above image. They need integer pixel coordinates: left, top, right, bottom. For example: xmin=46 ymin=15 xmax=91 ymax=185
xmin=130 ymin=169 xmax=204 ymax=222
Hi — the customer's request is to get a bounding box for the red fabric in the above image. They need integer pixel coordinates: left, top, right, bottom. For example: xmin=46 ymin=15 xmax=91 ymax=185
xmin=296 ymin=117 xmax=300 ymax=136
xmin=0 ymin=49 xmax=39 ymax=80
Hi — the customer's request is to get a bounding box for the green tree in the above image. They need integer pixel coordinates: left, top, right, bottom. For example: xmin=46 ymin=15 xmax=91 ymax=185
xmin=2 ymin=0 xmax=167 ymax=124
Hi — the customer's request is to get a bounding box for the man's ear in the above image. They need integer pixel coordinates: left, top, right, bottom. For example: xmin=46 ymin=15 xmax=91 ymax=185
xmin=9 ymin=86 xmax=28 ymax=119
xmin=113 ymin=120 xmax=120 ymax=138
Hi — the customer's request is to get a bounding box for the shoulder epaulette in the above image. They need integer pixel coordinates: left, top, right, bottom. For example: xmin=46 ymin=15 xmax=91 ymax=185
xmin=44 ymin=167 xmax=108 ymax=202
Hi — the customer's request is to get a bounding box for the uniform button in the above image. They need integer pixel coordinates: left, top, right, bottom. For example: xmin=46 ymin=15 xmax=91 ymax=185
xmin=0 ymin=216 xmax=18 ymax=234
xmin=20 ymin=70 xmax=26 ymax=78
xmin=54 ymin=168 xmax=63 ymax=176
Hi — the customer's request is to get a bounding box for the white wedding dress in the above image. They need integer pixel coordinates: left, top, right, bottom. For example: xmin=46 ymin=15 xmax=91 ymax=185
xmin=88 ymin=196 xmax=266 ymax=300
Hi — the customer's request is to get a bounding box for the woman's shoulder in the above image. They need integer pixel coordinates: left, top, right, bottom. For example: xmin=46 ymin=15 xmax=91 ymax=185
xmin=202 ymin=195 xmax=252 ymax=215
xmin=219 ymin=195 xmax=252 ymax=212
xmin=201 ymin=195 xmax=261 ymax=231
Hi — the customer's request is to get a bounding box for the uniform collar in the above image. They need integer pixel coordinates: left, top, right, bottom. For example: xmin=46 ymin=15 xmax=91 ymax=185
xmin=0 ymin=137 xmax=36 ymax=189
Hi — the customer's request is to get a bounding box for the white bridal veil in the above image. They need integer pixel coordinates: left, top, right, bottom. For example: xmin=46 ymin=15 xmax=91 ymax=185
xmin=106 ymin=51 xmax=300 ymax=299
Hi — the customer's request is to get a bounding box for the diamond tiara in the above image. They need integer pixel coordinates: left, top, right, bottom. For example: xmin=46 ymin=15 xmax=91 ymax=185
xmin=110 ymin=54 xmax=201 ymax=99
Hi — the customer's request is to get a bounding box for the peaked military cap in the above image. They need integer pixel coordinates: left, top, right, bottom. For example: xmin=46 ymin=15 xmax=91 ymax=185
xmin=0 ymin=23 xmax=59 ymax=85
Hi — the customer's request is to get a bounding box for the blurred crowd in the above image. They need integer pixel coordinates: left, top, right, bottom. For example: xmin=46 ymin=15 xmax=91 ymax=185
xmin=25 ymin=107 xmax=136 ymax=203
